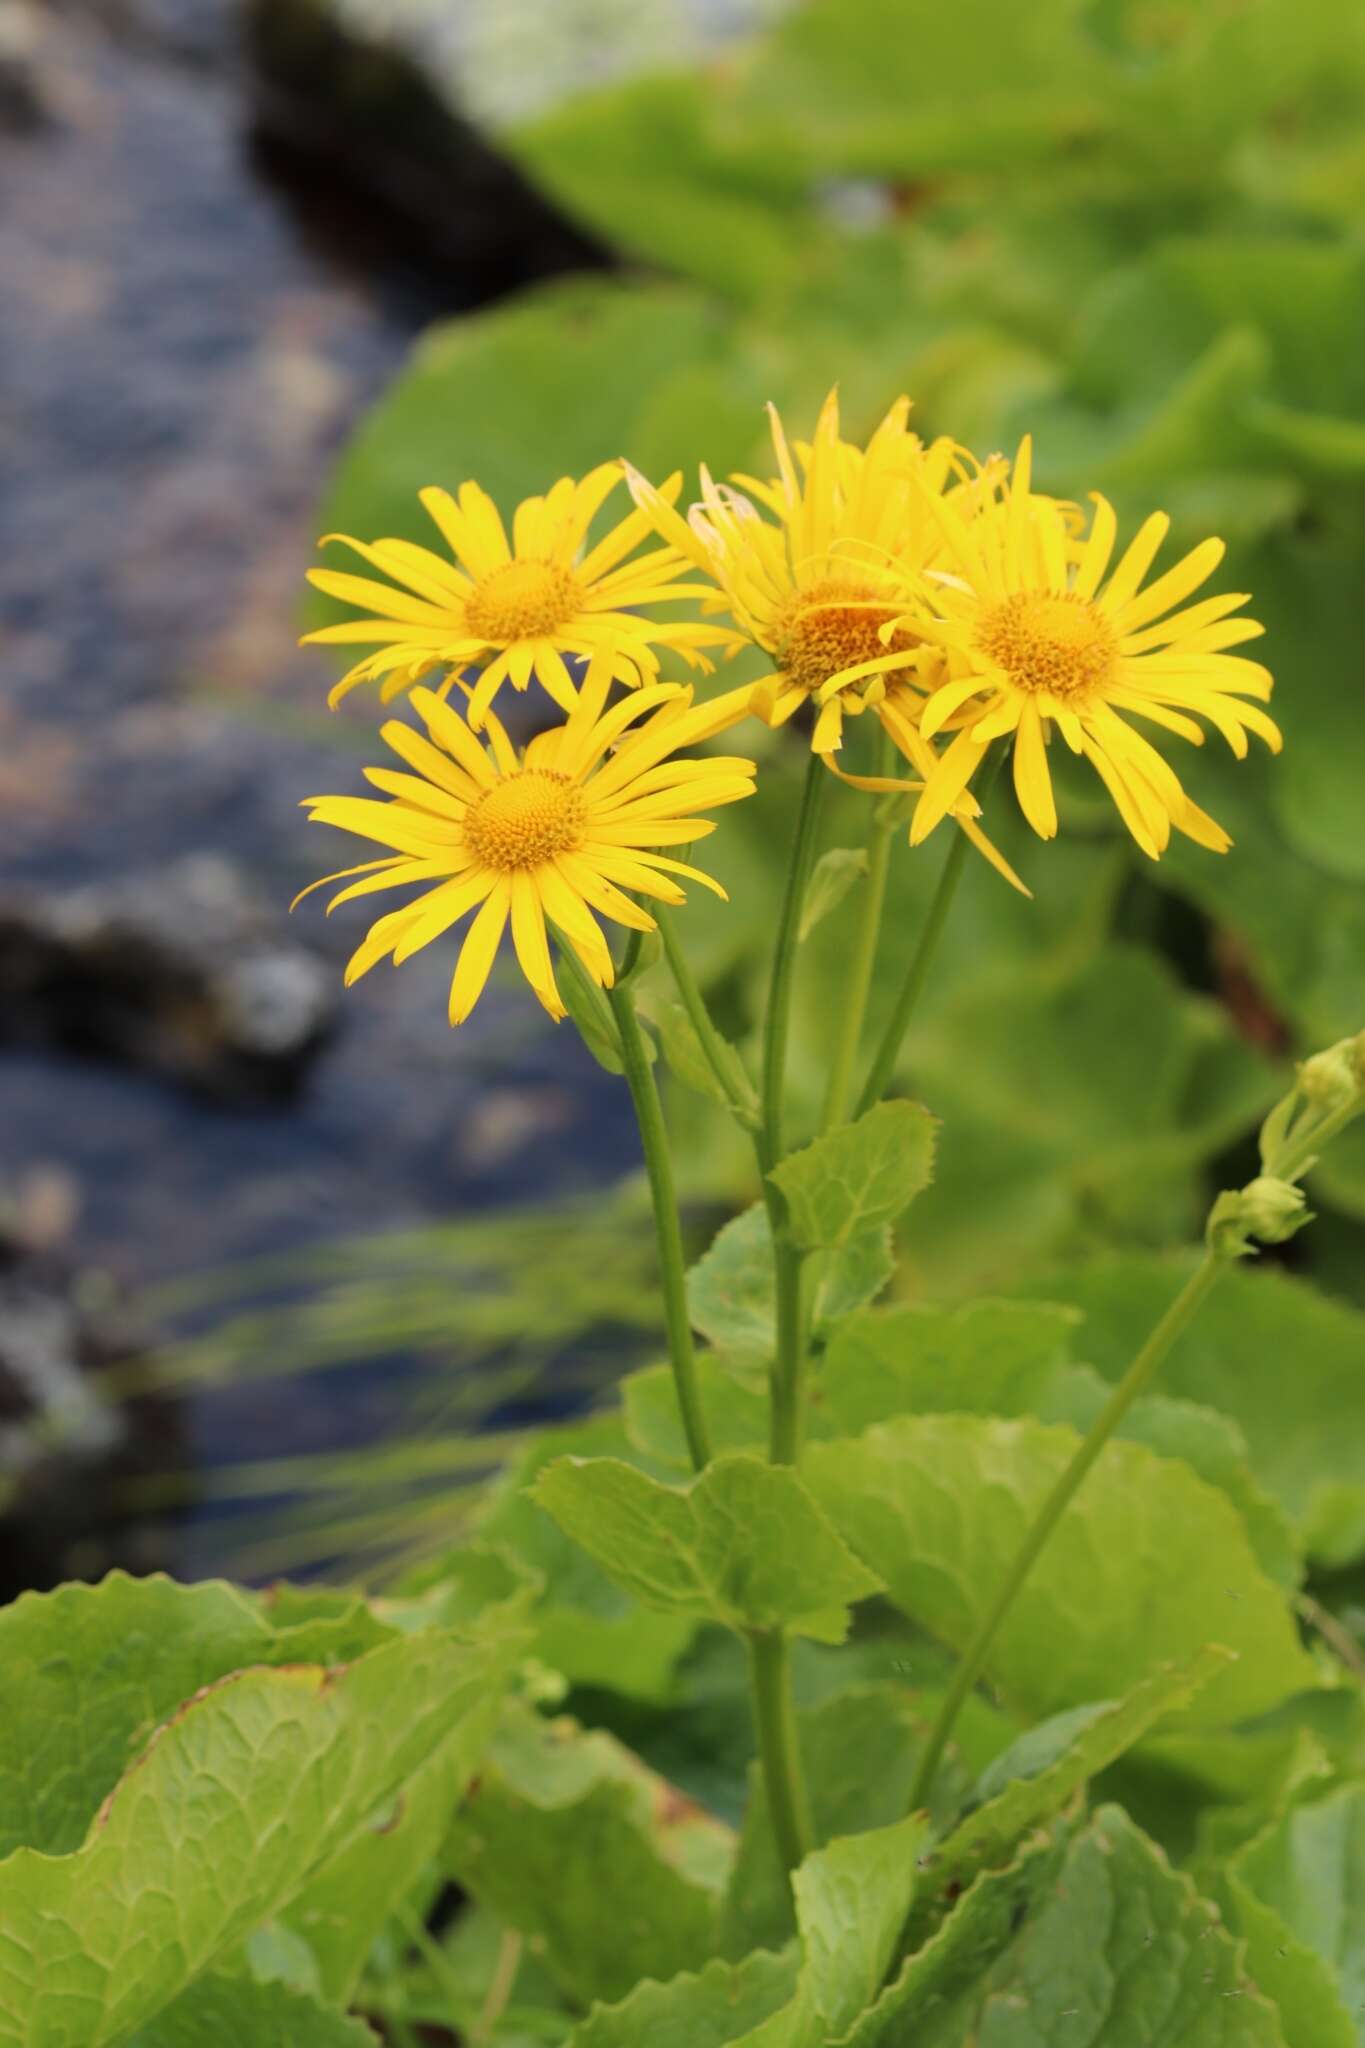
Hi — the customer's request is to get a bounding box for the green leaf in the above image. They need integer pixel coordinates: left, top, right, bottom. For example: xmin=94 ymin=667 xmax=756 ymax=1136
xmin=568 ymin=1950 xmax=798 ymax=2048
xmin=855 ymin=1806 xmax=1289 ymax=2046
xmin=1233 ymin=1786 xmax=1365 ymax=2040
xmin=819 ymin=1299 xmax=1081 ymax=1437
xmin=479 ymin=1418 xmax=700 ymax=1701
xmin=894 ymin=945 xmax=1275 ymax=1296
xmin=907 ymin=1650 xmax=1232 ymax=1950
xmin=805 ymin=1415 xmax=1317 ymax=1725
xmin=508 ymin=72 xmax=810 ymax=304
xmin=1011 ymin=1254 xmax=1365 ymax=1567
xmin=720 ymin=1683 xmax=938 ymax=1962
xmin=127 ymin=1972 xmax=380 ymax=2046
xmin=0 ymin=1629 xmax=510 ymax=2048
xmin=769 ymin=1100 xmax=937 ymax=1251
xmin=532 ymin=1453 xmax=883 ymax=1643
xmin=636 ymin=989 xmax=754 ymax=1114
xmin=0 ymin=1573 xmax=391 ymax=1859
xmin=445 ymin=1703 xmax=732 ymax=2009
xmin=1219 ymin=1876 xmax=1357 ymax=2048
xmin=798 ymin=847 xmax=869 ymax=942
xmin=687 ymin=1202 xmax=893 ymax=1350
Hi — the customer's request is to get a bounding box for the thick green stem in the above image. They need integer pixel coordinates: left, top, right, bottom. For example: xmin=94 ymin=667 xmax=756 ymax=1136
xmin=819 ymin=732 xmax=897 ymax=1136
xmin=748 ymin=1628 xmax=813 ymax=1873
xmin=906 ymin=1248 xmax=1225 ymax=1812
xmin=606 ymin=977 xmax=712 ymax=1472
xmin=760 ymin=752 xmax=827 ymax=1172
xmin=758 ymin=753 xmax=827 ymax=1466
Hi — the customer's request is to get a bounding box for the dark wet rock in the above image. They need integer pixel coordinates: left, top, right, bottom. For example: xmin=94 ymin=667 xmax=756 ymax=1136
xmin=0 ymin=1199 xmax=183 ymax=1600
xmin=241 ymin=0 xmax=612 ymax=291
xmin=0 ymin=0 xmax=52 ymax=128
xmin=0 ymin=853 xmax=338 ymax=1102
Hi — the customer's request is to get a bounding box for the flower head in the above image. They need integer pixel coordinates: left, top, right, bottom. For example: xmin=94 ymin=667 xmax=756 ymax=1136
xmin=627 ymin=389 xmax=986 ymax=755
xmin=297 ymin=659 xmax=756 ymax=1025
xmin=901 ymin=438 xmax=1279 ymax=859
xmin=303 ymin=463 xmax=739 ymax=726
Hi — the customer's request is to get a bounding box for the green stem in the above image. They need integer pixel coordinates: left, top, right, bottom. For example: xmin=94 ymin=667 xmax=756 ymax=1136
xmin=606 ymin=976 xmax=712 ymax=1472
xmin=1274 ymin=1096 xmax=1365 ymax=1183
xmin=819 ymin=731 xmax=897 ymax=1136
xmin=748 ymin=1628 xmax=813 ymax=1872
xmin=906 ymin=1248 xmax=1225 ymax=1812
xmin=854 ymin=748 xmax=1007 ymax=1119
xmin=758 ymin=753 xmax=826 ymax=1467
xmin=760 ymin=752 xmax=827 ymax=1173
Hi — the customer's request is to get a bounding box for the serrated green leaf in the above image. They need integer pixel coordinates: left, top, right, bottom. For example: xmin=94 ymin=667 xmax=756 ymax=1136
xmin=1219 ymin=1875 xmax=1357 ymax=2048
xmin=855 ymin=1806 xmax=1289 ymax=2046
xmin=0 ymin=1631 xmax=510 ymax=2048
xmin=479 ymin=1418 xmax=699 ymax=1702
xmin=568 ymin=1948 xmax=798 ymax=2048
xmin=0 ymin=1573 xmax=391 ymax=1860
xmin=798 ymin=847 xmax=869 ymax=941
xmin=127 ymin=1971 xmax=379 ymax=2046
xmin=1233 ymin=1785 xmax=1365 ymax=2042
xmin=533 ymin=1452 xmax=883 ymax=1642
xmin=445 ymin=1703 xmax=732 ymax=2008
xmin=906 ymin=1650 xmax=1231 ymax=1951
xmin=687 ymin=1202 xmax=892 ymax=1350
xmin=769 ymin=1100 xmax=937 ymax=1251
xmin=1011 ymin=1254 xmax=1365 ymax=1567
xmin=805 ymin=1415 xmax=1316 ymax=1725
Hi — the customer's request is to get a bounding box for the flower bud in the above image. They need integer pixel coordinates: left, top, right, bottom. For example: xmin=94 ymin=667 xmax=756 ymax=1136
xmin=1207 ymin=1177 xmax=1311 ymax=1259
xmin=1298 ymin=1039 xmax=1363 ymax=1113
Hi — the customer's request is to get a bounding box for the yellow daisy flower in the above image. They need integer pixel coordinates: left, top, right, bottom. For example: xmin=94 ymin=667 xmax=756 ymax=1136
xmin=303 ymin=462 xmax=740 ymax=726
xmin=296 ymin=659 xmax=757 ymax=1025
xmin=626 ymin=388 xmax=991 ymax=755
xmin=901 ymin=437 xmax=1280 ymax=860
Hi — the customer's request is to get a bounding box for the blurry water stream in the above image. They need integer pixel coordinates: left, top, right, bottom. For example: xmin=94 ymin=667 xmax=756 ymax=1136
xmin=0 ymin=0 xmax=647 ymax=1576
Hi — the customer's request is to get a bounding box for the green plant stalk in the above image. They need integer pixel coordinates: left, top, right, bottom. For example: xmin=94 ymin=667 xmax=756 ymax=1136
xmin=760 ymin=751 xmax=828 ymax=1170
xmin=906 ymin=1247 xmax=1225 ymax=1812
xmin=819 ymin=729 xmax=897 ymax=1136
xmin=854 ymin=747 xmax=1008 ymax=1118
xmin=748 ymin=1627 xmax=814 ymax=1873
xmin=606 ymin=976 xmax=713 ymax=1472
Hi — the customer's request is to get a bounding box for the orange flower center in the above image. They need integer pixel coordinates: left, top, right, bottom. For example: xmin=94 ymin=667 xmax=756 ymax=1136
xmin=977 ymin=590 xmax=1117 ymax=700
xmin=463 ymin=771 xmax=587 ymax=871
xmin=774 ymin=578 xmax=920 ymax=696
xmin=464 ymin=559 xmax=582 ymax=644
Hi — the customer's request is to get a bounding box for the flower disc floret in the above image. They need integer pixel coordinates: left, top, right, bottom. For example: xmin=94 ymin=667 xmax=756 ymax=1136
xmin=463 ymin=560 xmax=582 ymax=644
xmin=977 ymin=591 xmax=1117 ymax=701
xmin=775 ymin=579 xmax=922 ymax=698
xmin=464 ymin=771 xmax=587 ymax=870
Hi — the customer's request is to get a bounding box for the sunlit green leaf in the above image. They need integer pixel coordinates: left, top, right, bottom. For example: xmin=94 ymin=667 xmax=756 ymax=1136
xmin=687 ymin=1202 xmax=893 ymax=1350
xmin=532 ymin=1453 xmax=883 ymax=1642
xmin=769 ymin=1101 xmax=937 ymax=1251
xmin=805 ymin=1415 xmax=1316 ymax=1725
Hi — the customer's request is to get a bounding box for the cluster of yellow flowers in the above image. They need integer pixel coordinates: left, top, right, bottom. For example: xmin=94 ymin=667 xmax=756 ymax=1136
xmin=299 ymin=390 xmax=1278 ymax=1024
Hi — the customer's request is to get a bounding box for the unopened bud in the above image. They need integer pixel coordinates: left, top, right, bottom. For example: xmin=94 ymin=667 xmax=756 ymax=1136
xmin=1298 ymin=1040 xmax=1363 ymax=1113
xmin=1207 ymin=1177 xmax=1311 ymax=1259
